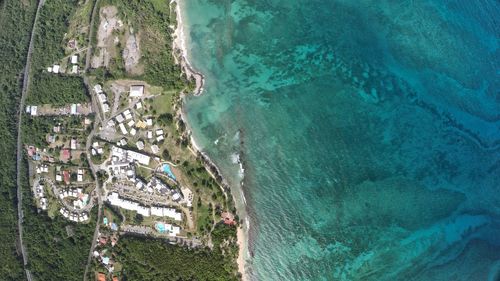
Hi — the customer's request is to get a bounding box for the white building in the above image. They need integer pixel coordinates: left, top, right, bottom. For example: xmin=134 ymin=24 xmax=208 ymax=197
xmin=136 ymin=141 xmax=144 ymax=150
xmin=111 ymin=146 xmax=150 ymax=165
xmin=94 ymin=84 xmax=103 ymax=94
xmin=115 ymin=114 xmax=125 ymax=123
xmin=129 ymin=85 xmax=144 ymax=97
xmin=119 ymin=123 xmax=128 ymax=135
xmin=151 ymin=144 xmax=159 ymax=154
xmin=71 ymin=55 xmax=78 ymax=64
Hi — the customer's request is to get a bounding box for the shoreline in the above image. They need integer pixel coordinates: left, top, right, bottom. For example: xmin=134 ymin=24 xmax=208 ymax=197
xmin=170 ymin=1 xmax=250 ymax=280
xmin=171 ymin=0 xmax=205 ymax=96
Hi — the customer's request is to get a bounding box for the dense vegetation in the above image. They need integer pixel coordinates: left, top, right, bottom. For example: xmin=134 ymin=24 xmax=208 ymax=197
xmin=0 ymin=0 xmax=38 ymax=279
xmin=27 ymin=73 xmax=89 ymax=105
xmin=21 ymin=158 xmax=96 ymax=281
xmin=116 ymin=224 xmax=240 ymax=281
xmin=27 ymin=0 xmax=89 ymax=105
xmin=95 ymin=0 xmax=193 ymax=90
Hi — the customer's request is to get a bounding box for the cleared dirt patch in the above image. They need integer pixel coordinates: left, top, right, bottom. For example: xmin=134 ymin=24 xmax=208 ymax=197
xmin=91 ymin=5 xmax=123 ymax=69
xmin=123 ymin=29 xmax=143 ymax=75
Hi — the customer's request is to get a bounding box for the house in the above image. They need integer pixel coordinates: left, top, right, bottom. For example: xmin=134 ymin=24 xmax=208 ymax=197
xmin=129 ymin=85 xmax=144 ymax=97
xmin=123 ymin=110 xmax=133 ymax=120
xmin=94 ymin=84 xmax=103 ymax=94
xmin=71 ymin=104 xmax=78 ymax=115
xmin=47 ymin=134 xmax=55 ymax=143
xmin=115 ymin=114 xmax=125 ymax=123
xmin=63 ymin=170 xmax=70 ymax=184
xmin=146 ymin=118 xmax=153 ymax=126
xmin=120 ymin=138 xmax=127 ymax=146
xmin=119 ymin=123 xmax=127 ymax=135
xmin=98 ymin=93 xmax=107 ymax=102
xmin=102 ymin=103 xmax=110 ymax=113
xmin=72 ymin=65 xmax=78 ymax=74
xmin=99 ymin=236 xmax=108 ymax=246
xmin=61 ymin=149 xmax=71 ymax=162
xmin=52 ymin=64 xmax=60 ymax=73
xmin=70 ymin=139 xmax=78 ymax=150
xmin=147 ymin=131 xmax=153 ymax=139
xmin=136 ymin=141 xmax=144 ymax=150
xmin=30 ymin=106 xmax=37 ymax=116
xmin=155 ymin=129 xmax=164 ymax=136
xmin=156 ymin=135 xmax=164 ymax=142
xmin=127 ymin=120 xmax=135 ymax=127
xmin=221 ymin=212 xmax=237 ymax=226
xmin=56 ymin=174 xmax=62 ymax=182
xmin=151 ymin=144 xmax=159 ymax=154
xmin=135 ymin=102 xmax=142 ymax=109
xmin=130 ymin=128 xmax=137 ymax=136
xmin=97 ymin=272 xmax=106 ymax=281
xmin=71 ymin=55 xmax=78 ymax=64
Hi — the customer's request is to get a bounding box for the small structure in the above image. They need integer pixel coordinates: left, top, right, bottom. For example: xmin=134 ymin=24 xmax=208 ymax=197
xmin=151 ymin=144 xmax=159 ymax=154
xmin=52 ymin=65 xmax=60 ymax=74
xmin=63 ymin=170 xmax=71 ymax=184
xmin=30 ymin=106 xmax=38 ymax=116
xmin=94 ymin=84 xmax=103 ymax=94
xmin=221 ymin=212 xmax=237 ymax=226
xmin=129 ymin=85 xmax=144 ymax=97
xmin=119 ymin=123 xmax=127 ymax=135
xmin=71 ymin=104 xmax=78 ymax=115
xmin=136 ymin=141 xmax=144 ymax=150
xmin=70 ymin=138 xmax=78 ymax=150
xmin=115 ymin=114 xmax=125 ymax=123
xmin=61 ymin=149 xmax=71 ymax=162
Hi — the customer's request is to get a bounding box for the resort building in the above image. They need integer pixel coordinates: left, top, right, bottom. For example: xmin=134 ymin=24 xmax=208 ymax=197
xmin=111 ymin=146 xmax=150 ymax=165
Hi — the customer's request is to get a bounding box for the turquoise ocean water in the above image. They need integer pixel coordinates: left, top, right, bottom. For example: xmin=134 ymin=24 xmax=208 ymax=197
xmin=181 ymin=1 xmax=500 ymax=280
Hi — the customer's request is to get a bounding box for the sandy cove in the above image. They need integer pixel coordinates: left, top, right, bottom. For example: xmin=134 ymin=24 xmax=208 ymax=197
xmin=171 ymin=1 xmax=249 ymax=280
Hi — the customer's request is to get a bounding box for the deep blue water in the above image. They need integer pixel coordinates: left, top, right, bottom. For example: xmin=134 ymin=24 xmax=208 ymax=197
xmin=181 ymin=0 xmax=500 ymax=280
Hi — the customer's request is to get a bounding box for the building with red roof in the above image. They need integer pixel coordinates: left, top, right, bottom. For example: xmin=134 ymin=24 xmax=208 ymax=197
xmin=63 ymin=170 xmax=71 ymax=185
xmin=97 ymin=272 xmax=106 ymax=281
xmin=61 ymin=148 xmax=71 ymax=162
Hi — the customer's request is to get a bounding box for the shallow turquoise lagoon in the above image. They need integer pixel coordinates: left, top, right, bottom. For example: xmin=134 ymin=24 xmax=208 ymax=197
xmin=181 ymin=0 xmax=500 ymax=280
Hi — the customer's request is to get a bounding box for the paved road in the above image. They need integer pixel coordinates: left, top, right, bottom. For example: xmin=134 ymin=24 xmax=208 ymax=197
xmin=15 ymin=1 xmax=44 ymax=280
xmin=83 ymin=1 xmax=104 ymax=280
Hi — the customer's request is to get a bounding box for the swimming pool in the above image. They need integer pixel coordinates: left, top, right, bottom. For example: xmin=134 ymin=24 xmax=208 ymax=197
xmin=162 ymin=164 xmax=176 ymax=180
xmin=155 ymin=222 xmax=166 ymax=233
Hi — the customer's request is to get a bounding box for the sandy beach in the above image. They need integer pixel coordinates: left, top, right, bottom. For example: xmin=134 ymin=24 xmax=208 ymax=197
xmin=171 ymin=0 xmax=205 ymax=96
xmin=171 ymin=1 xmax=249 ymax=280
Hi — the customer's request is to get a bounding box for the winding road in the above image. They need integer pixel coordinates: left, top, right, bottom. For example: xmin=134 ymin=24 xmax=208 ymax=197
xmin=15 ymin=1 xmax=44 ymax=280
